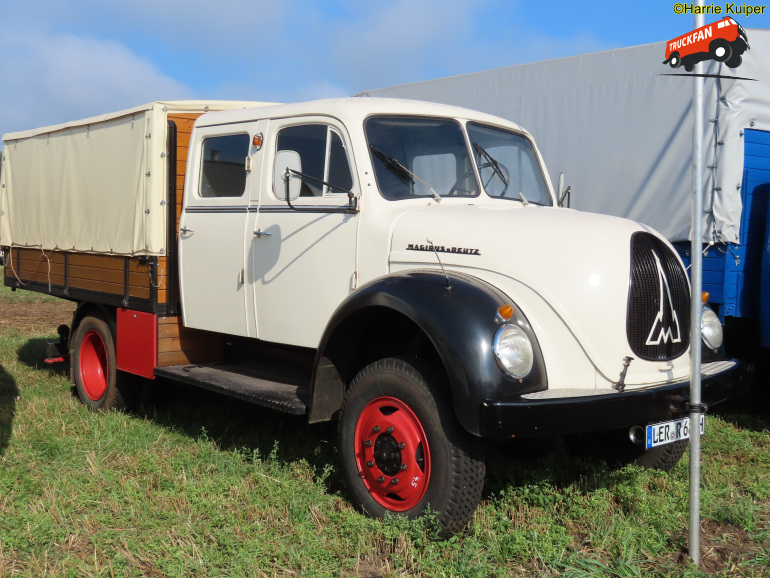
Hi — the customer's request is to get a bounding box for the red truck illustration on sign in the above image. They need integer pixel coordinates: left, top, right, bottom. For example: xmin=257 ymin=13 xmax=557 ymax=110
xmin=664 ymin=17 xmax=750 ymax=71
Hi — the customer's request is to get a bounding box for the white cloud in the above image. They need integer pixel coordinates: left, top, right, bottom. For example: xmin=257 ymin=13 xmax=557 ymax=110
xmin=210 ymin=78 xmax=350 ymax=105
xmin=0 ymin=29 xmax=192 ymax=137
xmin=0 ymin=0 xmax=616 ymax=142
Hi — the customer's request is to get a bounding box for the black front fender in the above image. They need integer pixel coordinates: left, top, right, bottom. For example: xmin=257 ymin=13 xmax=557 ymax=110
xmin=310 ymin=270 xmax=547 ymax=435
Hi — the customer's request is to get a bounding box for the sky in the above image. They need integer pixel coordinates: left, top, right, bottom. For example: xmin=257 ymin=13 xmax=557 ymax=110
xmin=1 ymin=0 xmax=769 ymax=143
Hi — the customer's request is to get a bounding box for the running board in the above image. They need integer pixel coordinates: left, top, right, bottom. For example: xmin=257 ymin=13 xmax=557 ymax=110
xmin=154 ymin=363 xmax=310 ymax=415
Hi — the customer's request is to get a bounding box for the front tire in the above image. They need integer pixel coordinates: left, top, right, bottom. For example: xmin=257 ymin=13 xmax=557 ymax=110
xmin=338 ymin=358 xmax=485 ymax=538
xmin=564 ymin=428 xmax=687 ymax=472
xmin=636 ymin=439 xmax=688 ymax=471
xmin=72 ymin=314 xmax=125 ymax=411
xmin=726 ymin=54 xmax=743 ymax=69
xmin=668 ymin=52 xmax=681 ymax=68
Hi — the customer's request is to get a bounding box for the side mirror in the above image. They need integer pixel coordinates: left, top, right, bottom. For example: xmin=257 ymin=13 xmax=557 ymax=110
xmin=274 ymin=150 xmax=302 ymax=201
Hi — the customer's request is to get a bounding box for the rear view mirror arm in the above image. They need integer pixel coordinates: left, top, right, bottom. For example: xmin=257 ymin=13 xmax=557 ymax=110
xmin=284 ymin=168 xmax=358 ymax=214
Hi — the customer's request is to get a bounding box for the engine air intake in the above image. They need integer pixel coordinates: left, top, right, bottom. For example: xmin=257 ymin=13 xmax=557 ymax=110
xmin=627 ymin=233 xmax=690 ymax=361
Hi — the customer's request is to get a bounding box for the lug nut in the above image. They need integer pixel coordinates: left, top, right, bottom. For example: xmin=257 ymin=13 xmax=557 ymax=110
xmin=367 ymin=460 xmax=374 ymax=468
xmin=398 ymin=442 xmax=405 ymax=449
xmin=386 ymin=426 xmax=394 ymax=434
xmin=391 ymin=478 xmax=399 ymax=485
xmin=365 ymin=440 xmax=372 ymax=447
xmin=377 ymin=476 xmax=385 ymax=484
xmin=373 ymin=425 xmax=380 ymax=433
xmin=400 ymin=463 xmax=407 ymax=471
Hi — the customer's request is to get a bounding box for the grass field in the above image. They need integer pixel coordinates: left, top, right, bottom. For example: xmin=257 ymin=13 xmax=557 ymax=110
xmin=0 ymin=284 xmax=768 ymax=577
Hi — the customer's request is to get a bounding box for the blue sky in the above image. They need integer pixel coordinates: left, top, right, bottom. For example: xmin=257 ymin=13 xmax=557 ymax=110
xmin=1 ymin=0 xmax=769 ymax=141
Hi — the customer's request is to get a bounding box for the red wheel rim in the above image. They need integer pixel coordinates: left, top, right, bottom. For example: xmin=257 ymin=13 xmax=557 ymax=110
xmin=79 ymin=330 xmax=108 ymax=401
xmin=354 ymin=396 xmax=431 ymax=511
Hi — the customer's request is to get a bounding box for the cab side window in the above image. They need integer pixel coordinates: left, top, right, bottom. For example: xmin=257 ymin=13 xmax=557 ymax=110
xmin=276 ymin=125 xmax=353 ymax=198
xmin=328 ymin=131 xmax=353 ymax=193
xmin=200 ymin=133 xmax=250 ymax=198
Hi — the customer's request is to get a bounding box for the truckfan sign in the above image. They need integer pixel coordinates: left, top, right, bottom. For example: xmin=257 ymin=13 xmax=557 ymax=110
xmin=664 ymin=16 xmax=750 ymax=70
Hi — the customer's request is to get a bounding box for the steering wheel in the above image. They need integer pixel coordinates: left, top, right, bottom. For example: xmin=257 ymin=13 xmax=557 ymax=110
xmin=449 ymin=162 xmax=512 ymax=197
xmin=478 ymin=161 xmax=510 ymax=196
xmin=448 ymin=167 xmax=478 ymax=196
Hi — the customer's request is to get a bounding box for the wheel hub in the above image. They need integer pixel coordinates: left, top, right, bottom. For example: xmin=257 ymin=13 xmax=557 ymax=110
xmin=354 ymin=396 xmax=431 ymax=511
xmin=80 ymin=329 xmax=108 ymax=401
xmin=373 ymin=434 xmax=402 ymax=476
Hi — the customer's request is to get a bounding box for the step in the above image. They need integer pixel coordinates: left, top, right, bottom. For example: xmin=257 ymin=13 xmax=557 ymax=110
xmin=154 ymin=363 xmax=310 ymax=415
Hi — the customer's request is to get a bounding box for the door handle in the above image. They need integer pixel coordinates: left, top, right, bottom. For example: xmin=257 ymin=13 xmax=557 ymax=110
xmin=254 ymin=229 xmax=272 ymax=238
xmin=180 ymin=226 xmax=194 ymax=235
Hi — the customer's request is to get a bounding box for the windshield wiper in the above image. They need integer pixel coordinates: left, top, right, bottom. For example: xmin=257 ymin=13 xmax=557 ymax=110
xmin=370 ymin=146 xmax=442 ymax=203
xmin=473 ymin=143 xmax=509 ymax=189
xmin=473 ymin=142 xmax=532 ymax=205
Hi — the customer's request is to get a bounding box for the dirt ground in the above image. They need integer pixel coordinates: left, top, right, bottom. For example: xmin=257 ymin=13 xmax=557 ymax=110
xmin=0 ymin=297 xmax=75 ymax=333
xmin=671 ymin=519 xmax=770 ymax=573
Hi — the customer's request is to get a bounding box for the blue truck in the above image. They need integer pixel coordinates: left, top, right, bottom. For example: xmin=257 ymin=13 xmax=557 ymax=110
xmin=677 ymin=129 xmax=770 ymax=355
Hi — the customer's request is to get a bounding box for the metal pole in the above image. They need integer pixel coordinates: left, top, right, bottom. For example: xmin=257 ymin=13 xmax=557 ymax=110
xmin=689 ymin=2 xmax=706 ymax=567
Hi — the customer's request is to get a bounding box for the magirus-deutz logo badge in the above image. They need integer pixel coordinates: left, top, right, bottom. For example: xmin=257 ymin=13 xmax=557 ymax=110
xmin=645 ymin=251 xmax=683 ymax=346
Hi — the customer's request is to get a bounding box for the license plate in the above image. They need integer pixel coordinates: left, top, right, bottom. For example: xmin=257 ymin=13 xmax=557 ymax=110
xmin=645 ymin=415 xmax=705 ymax=449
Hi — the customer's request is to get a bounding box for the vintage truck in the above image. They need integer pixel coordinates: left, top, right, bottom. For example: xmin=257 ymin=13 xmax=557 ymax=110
xmin=1 ymin=98 xmax=737 ymax=537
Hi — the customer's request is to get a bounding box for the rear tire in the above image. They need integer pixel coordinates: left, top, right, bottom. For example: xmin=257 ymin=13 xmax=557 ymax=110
xmin=710 ymin=39 xmax=732 ymax=62
xmin=338 ymin=358 xmax=485 ymax=538
xmin=72 ymin=314 xmax=125 ymax=411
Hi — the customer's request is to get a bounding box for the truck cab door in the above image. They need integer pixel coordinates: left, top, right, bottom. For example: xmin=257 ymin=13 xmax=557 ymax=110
xmin=251 ymin=119 xmax=359 ymax=348
xmin=179 ymin=123 xmax=260 ymax=336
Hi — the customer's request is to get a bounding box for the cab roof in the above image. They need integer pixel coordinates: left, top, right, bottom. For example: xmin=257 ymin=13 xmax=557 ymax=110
xmin=193 ymin=97 xmax=530 ymax=138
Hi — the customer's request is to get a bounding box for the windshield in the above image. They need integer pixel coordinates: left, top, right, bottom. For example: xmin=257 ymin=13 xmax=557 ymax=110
xmin=466 ymin=123 xmax=552 ymax=206
xmin=365 ymin=116 xmax=479 ymax=200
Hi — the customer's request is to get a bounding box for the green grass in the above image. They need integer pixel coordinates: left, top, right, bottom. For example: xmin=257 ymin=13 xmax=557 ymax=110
xmin=0 ymin=283 xmax=61 ymax=304
xmin=0 ymin=293 xmax=768 ymax=575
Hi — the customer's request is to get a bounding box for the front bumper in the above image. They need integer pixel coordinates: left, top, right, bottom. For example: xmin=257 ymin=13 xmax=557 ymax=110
xmin=479 ymin=360 xmax=738 ymax=438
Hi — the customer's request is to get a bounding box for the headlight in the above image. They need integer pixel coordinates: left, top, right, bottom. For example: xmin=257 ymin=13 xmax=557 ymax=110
xmin=493 ymin=324 xmax=534 ymax=378
xmin=700 ymin=306 xmax=723 ymax=350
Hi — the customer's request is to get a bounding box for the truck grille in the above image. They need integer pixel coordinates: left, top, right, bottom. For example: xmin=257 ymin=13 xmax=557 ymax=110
xmin=627 ymin=233 xmax=690 ymax=361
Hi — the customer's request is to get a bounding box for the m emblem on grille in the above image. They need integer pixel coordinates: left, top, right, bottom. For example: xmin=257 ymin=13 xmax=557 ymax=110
xmin=645 ymin=250 xmax=682 ymax=346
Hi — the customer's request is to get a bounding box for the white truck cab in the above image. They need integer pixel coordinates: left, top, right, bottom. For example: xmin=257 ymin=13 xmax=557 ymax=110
xmin=1 ymin=98 xmax=737 ymax=537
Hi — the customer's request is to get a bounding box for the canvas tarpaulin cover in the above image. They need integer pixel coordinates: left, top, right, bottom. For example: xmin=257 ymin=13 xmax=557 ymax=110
xmin=358 ymin=29 xmax=770 ymax=245
xmin=0 ymin=100 xmax=272 ymax=256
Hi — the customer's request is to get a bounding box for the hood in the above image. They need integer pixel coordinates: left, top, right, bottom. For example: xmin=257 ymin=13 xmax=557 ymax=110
xmin=388 ymin=203 xmax=689 ymax=385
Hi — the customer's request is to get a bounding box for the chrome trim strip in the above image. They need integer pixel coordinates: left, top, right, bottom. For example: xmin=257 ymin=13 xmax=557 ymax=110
xmin=183 ymin=205 xmax=356 ymax=214
xmin=184 ymin=206 xmax=253 ymax=214
xmin=258 ymin=205 xmax=355 ymax=213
